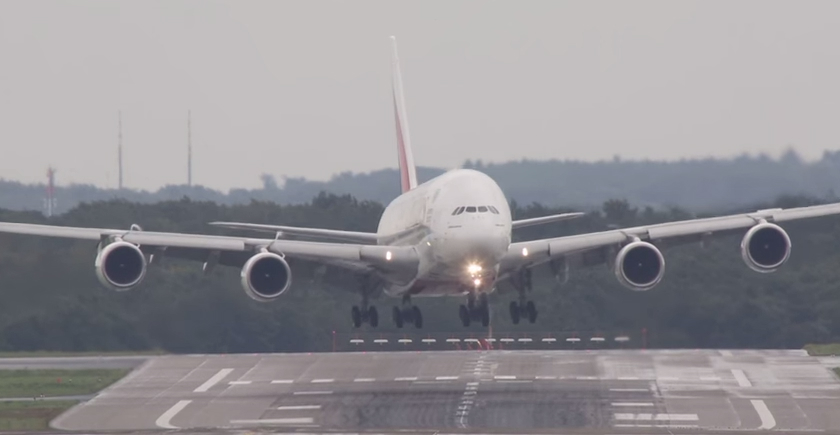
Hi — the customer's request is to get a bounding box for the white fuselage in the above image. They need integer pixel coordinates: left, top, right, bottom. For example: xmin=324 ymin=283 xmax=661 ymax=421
xmin=376 ymin=169 xmax=512 ymax=297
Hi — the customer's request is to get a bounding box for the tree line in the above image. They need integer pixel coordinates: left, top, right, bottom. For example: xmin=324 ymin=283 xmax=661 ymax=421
xmin=6 ymin=149 xmax=840 ymax=214
xmin=0 ymin=192 xmax=837 ymax=353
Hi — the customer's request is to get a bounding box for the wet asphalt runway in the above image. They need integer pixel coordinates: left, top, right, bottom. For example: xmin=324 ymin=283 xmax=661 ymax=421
xmin=36 ymin=349 xmax=840 ymax=434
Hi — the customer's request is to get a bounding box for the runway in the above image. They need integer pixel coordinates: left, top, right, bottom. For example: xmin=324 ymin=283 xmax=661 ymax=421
xmin=48 ymin=349 xmax=840 ymax=433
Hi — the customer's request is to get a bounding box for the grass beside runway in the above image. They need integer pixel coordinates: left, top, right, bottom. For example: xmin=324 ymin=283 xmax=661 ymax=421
xmin=0 ymin=349 xmax=165 ymax=358
xmin=804 ymin=343 xmax=840 ymax=356
xmin=0 ymin=369 xmax=129 ymax=430
xmin=0 ymin=369 xmax=129 ymax=398
xmin=0 ymin=400 xmax=77 ymax=430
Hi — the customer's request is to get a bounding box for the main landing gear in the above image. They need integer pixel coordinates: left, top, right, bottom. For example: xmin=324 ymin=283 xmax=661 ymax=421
xmin=392 ymin=295 xmax=423 ymax=329
xmin=510 ymin=268 xmax=537 ymax=324
xmin=459 ymin=292 xmax=490 ymax=327
xmin=351 ymin=275 xmax=378 ymax=328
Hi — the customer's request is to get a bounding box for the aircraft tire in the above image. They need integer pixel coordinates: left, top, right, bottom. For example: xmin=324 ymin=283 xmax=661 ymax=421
xmin=459 ymin=304 xmax=470 ymax=327
xmin=392 ymin=306 xmax=403 ymax=328
xmin=412 ymin=306 xmax=423 ymax=328
xmin=368 ymin=306 xmax=379 ymax=328
xmin=509 ymin=301 xmax=520 ymax=325
xmin=351 ymin=306 xmax=362 ymax=328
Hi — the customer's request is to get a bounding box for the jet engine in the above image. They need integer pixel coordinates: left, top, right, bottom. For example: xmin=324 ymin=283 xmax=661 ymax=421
xmin=240 ymin=252 xmax=292 ymax=302
xmin=94 ymin=241 xmax=147 ymax=290
xmin=740 ymin=222 xmax=791 ymax=273
xmin=614 ymin=241 xmax=665 ymax=291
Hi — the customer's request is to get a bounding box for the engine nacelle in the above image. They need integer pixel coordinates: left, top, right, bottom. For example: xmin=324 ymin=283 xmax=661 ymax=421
xmin=614 ymin=241 xmax=665 ymax=291
xmin=94 ymin=241 xmax=147 ymax=290
xmin=240 ymin=252 xmax=292 ymax=302
xmin=740 ymin=222 xmax=791 ymax=273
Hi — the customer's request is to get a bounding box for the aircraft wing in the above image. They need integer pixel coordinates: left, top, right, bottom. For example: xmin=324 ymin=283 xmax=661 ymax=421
xmin=208 ymin=221 xmax=378 ymax=244
xmin=0 ymin=222 xmax=417 ymax=273
xmin=511 ymin=212 xmax=584 ymax=230
xmin=500 ymin=202 xmax=840 ymax=274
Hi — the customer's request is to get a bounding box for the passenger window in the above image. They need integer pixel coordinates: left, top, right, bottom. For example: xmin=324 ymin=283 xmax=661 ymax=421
xmin=465 ymin=206 xmax=477 ymax=213
xmin=478 ymin=206 xmax=488 ymax=213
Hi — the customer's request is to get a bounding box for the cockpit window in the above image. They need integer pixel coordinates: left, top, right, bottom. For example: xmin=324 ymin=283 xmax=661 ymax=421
xmin=489 ymin=206 xmax=499 ymax=214
xmin=451 ymin=207 xmax=462 ymax=215
xmin=465 ymin=206 xmax=477 ymax=213
xmin=478 ymin=206 xmax=488 ymax=213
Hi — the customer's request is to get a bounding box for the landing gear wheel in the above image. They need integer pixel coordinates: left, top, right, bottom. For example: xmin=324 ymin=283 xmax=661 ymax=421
xmin=351 ymin=306 xmax=362 ymax=328
xmin=392 ymin=306 xmax=404 ymax=328
xmin=509 ymin=301 xmax=520 ymax=325
xmin=459 ymin=304 xmax=471 ymax=327
xmin=411 ymin=306 xmax=423 ymax=329
xmin=526 ymin=301 xmax=537 ymax=324
xmin=368 ymin=306 xmax=379 ymax=328
xmin=480 ymin=296 xmax=490 ymax=327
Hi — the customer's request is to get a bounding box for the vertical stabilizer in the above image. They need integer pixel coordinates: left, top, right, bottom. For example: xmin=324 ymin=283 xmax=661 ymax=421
xmin=391 ymin=36 xmax=418 ymax=193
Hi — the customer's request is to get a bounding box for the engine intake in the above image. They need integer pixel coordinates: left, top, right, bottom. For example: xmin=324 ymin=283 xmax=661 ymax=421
xmin=241 ymin=252 xmax=292 ymax=302
xmin=740 ymin=222 xmax=791 ymax=272
xmin=614 ymin=241 xmax=665 ymax=291
xmin=94 ymin=241 xmax=147 ymax=290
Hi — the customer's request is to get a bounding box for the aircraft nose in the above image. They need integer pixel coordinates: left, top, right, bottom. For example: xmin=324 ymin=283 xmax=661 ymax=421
xmin=442 ymin=225 xmax=510 ymax=263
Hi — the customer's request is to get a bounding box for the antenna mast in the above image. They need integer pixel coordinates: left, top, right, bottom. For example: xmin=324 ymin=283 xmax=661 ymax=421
xmin=187 ymin=110 xmax=192 ymax=186
xmin=118 ymin=110 xmax=123 ymax=190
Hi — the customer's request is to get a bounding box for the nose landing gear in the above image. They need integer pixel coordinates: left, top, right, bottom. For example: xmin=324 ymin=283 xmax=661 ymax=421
xmin=459 ymin=292 xmax=490 ymax=327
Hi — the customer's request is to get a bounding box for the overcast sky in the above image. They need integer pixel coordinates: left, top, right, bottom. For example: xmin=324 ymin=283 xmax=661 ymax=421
xmin=0 ymin=1 xmax=838 ymax=191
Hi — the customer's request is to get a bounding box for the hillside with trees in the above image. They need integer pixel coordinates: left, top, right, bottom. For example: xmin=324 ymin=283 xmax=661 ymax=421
xmin=7 ymin=150 xmax=840 ymax=214
xmin=0 ymin=192 xmax=837 ymax=353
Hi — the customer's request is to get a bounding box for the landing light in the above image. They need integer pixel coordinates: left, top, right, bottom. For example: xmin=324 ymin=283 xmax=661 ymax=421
xmin=467 ymin=263 xmax=483 ymax=274
xmin=473 ymin=278 xmax=481 ymax=286
xmin=386 ymin=251 xmax=392 ymax=261
xmin=522 ymin=247 xmax=529 ymax=257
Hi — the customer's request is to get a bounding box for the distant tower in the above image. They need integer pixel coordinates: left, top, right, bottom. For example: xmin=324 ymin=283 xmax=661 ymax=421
xmin=187 ymin=110 xmax=192 ymax=186
xmin=44 ymin=167 xmax=57 ymax=217
xmin=118 ymin=110 xmax=124 ymax=190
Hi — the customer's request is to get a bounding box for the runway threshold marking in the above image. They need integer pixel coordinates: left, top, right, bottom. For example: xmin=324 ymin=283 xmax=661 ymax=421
xmin=155 ymin=400 xmax=192 ymax=429
xmin=732 ymin=369 xmax=752 ymax=387
xmin=194 ymin=368 xmax=234 ymax=392
xmin=750 ymin=399 xmax=776 ymax=429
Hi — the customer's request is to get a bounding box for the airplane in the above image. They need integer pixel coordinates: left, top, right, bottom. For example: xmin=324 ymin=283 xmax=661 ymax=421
xmin=2 ymin=36 xmax=840 ymax=330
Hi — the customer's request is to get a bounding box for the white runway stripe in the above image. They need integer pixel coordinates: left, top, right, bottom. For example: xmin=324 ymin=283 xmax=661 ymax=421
xmin=293 ymin=391 xmax=332 ymax=395
xmin=277 ymin=405 xmax=321 ymax=411
xmin=494 ymin=375 xmax=516 ymax=380
xmin=229 ymin=380 xmax=251 ymax=385
xmin=436 ymin=376 xmax=458 ymax=380
xmin=611 ymin=402 xmax=654 ymax=407
xmin=732 ymin=369 xmax=752 ymax=387
xmin=751 ymin=399 xmax=776 ymax=429
xmin=353 ymin=378 xmax=375 ymax=382
xmin=271 ymin=379 xmax=294 ymax=384
xmin=395 ymin=377 xmax=417 ymax=381
xmin=610 ymin=388 xmax=650 ymax=392
xmin=614 ymin=413 xmax=699 ymax=421
xmin=231 ymin=418 xmax=314 ymax=425
xmin=156 ymin=400 xmax=191 ymax=429
xmin=194 ymin=368 xmax=234 ymax=392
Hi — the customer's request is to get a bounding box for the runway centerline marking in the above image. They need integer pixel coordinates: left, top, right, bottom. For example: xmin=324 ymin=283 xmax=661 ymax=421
xmin=494 ymin=375 xmax=516 ymax=380
xmin=194 ymin=368 xmax=234 ymax=392
xmin=614 ymin=413 xmax=699 ymax=421
xmin=612 ymin=402 xmax=655 ymax=407
xmin=353 ymin=378 xmax=375 ymax=382
xmin=293 ymin=390 xmax=332 ymax=395
xmin=271 ymin=379 xmax=294 ymax=384
xmin=311 ymin=378 xmax=334 ymax=383
xmin=278 ymin=405 xmax=321 ymax=411
xmin=436 ymin=376 xmax=458 ymax=380
xmin=732 ymin=369 xmax=752 ymax=387
xmin=751 ymin=399 xmax=776 ymax=429
xmin=156 ymin=400 xmax=191 ymax=429
xmin=229 ymin=380 xmax=251 ymax=385
xmin=231 ymin=418 xmax=314 ymax=425
xmin=395 ymin=377 xmax=417 ymax=381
